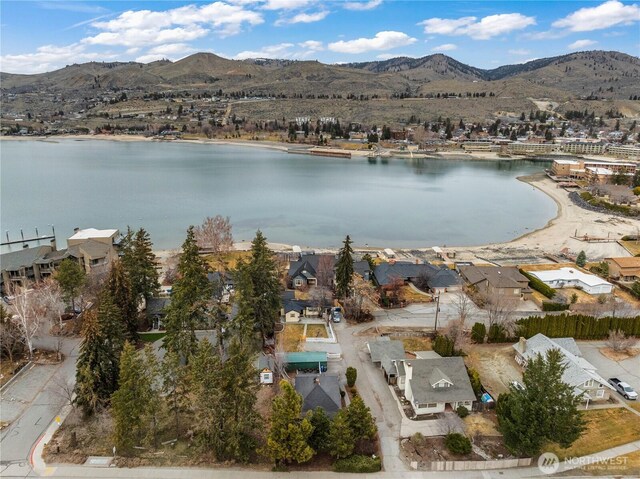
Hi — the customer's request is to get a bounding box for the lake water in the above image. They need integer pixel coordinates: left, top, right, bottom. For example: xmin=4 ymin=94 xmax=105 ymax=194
xmin=0 ymin=139 xmax=556 ymax=250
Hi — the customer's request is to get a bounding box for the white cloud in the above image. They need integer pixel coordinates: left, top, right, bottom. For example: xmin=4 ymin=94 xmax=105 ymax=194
xmin=263 ymin=0 xmax=315 ymax=10
xmin=234 ymin=42 xmax=295 ymax=59
xmin=0 ymin=43 xmax=116 ymax=74
xmin=508 ymin=48 xmax=531 ymax=55
xmin=568 ymin=39 xmax=598 ymax=50
xmin=419 ymin=13 xmax=536 ymax=39
xmin=328 ymin=31 xmax=416 ymax=54
xmin=431 ymin=43 xmax=457 ymax=52
xmin=343 ymin=0 xmax=383 ymax=11
xmin=298 ymin=40 xmax=324 ymax=51
xmin=276 ymin=10 xmax=329 ymax=25
xmin=84 ymin=2 xmax=263 ymax=47
xmin=553 ymin=1 xmax=640 ymax=32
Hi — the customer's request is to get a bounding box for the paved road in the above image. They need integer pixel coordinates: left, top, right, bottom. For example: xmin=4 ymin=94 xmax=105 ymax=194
xmin=0 ymin=336 xmax=80 ymax=469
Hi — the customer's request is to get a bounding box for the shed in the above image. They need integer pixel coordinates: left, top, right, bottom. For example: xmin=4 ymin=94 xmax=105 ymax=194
xmin=284 ymin=351 xmax=328 ymax=372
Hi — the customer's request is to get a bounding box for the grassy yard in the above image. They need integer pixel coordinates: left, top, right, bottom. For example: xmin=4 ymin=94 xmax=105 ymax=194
xmin=399 ymin=285 xmax=432 ymax=303
xmin=306 ymin=324 xmax=328 ymax=338
xmin=546 ymin=408 xmax=640 ymax=460
xmin=204 ymin=250 xmax=251 ymax=271
xmin=392 ymin=336 xmax=432 ymax=352
xmin=620 ymin=240 xmax=640 ymax=256
xmin=281 ymin=324 xmax=305 ymax=352
xmin=139 ymin=332 xmax=166 ymax=343
xmin=575 ymin=449 xmax=640 ymax=476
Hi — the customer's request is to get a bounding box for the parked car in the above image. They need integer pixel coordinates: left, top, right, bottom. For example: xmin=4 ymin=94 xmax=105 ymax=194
xmin=511 ymin=380 xmax=525 ymax=391
xmin=331 ymin=307 xmax=342 ymax=323
xmin=608 ymin=378 xmax=638 ymax=400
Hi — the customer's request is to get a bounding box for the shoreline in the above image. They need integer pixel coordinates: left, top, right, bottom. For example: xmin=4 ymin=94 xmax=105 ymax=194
xmin=2 ymin=134 xmax=623 ymax=164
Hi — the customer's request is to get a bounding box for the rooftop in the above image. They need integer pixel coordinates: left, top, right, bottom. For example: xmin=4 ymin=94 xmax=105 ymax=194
xmin=1 ymin=245 xmax=52 ymax=272
xmin=606 ymin=257 xmax=640 ymax=268
xmin=68 ymin=228 xmax=118 ymax=241
xmin=407 ymin=357 xmax=476 ymax=405
xmin=529 ymin=267 xmax=611 ymax=288
xmin=295 ymin=373 xmax=342 ymax=416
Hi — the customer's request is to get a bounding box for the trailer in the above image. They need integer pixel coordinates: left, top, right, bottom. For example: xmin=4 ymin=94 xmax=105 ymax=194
xmin=284 ymin=351 xmax=328 ymax=372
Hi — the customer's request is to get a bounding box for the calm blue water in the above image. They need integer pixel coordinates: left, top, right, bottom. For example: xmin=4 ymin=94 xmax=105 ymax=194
xmin=0 ymin=139 xmax=556 ymax=249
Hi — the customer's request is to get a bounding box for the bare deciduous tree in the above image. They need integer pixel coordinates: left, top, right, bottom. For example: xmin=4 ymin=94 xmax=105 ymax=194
xmin=316 ymin=255 xmax=334 ymax=289
xmin=452 ymin=289 xmax=473 ymax=323
xmin=344 ymin=273 xmax=380 ymax=323
xmin=0 ymin=304 xmax=23 ymax=363
xmin=194 ymin=215 xmax=233 ymax=255
xmin=483 ymin=293 xmax=518 ymax=335
xmin=310 ymin=286 xmax=332 ymax=314
xmin=443 ymin=318 xmax=470 ymax=353
xmin=51 ymin=372 xmax=76 ymax=408
xmin=606 ymin=330 xmax=638 ymax=352
xmin=10 ymin=284 xmax=47 ymax=358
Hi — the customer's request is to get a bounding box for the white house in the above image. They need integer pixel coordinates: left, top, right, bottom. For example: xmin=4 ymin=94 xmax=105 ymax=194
xmin=403 ymin=357 xmax=476 ymax=416
xmin=528 ymin=267 xmax=613 ymax=295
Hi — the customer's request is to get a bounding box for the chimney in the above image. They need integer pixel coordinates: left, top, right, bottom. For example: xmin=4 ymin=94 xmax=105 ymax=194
xmin=50 ymin=238 xmax=57 ymax=252
xmin=519 ymin=337 xmax=526 ymax=353
xmin=73 ymin=227 xmax=80 ymax=233
xmin=314 ymin=376 xmax=320 ymax=385
xmin=405 ymin=361 xmax=412 ymax=381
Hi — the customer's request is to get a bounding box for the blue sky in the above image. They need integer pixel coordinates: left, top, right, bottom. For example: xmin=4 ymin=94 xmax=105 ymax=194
xmin=1 ymin=0 xmax=639 ymax=73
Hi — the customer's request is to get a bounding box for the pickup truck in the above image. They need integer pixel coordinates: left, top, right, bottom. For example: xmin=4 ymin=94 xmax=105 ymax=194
xmin=608 ymin=378 xmax=638 ymax=400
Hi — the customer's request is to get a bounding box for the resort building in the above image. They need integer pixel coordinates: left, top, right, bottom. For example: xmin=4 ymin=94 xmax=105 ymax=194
xmin=528 ymin=267 xmax=613 ymax=295
xmin=607 ymin=144 xmax=640 ymax=160
xmin=561 ymin=142 xmax=607 ymax=155
xmin=551 ymin=159 xmax=637 ymax=182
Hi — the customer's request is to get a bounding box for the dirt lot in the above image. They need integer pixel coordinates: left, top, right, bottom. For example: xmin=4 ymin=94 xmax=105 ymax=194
xmin=278 ymin=324 xmax=305 ymax=352
xmin=463 ymin=411 xmax=501 ymax=437
xmin=464 ymin=344 xmax=522 ymax=398
xmin=391 ymin=336 xmax=433 ymax=353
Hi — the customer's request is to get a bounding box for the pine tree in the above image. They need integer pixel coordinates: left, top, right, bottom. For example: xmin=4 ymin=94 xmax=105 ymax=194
xmin=106 ymin=260 xmax=138 ymax=342
xmin=576 ymin=251 xmax=587 ymax=268
xmin=335 ymin=235 xmax=354 ymax=299
xmin=111 ymin=342 xmax=146 ymax=454
xmin=54 ymin=258 xmax=85 ymax=312
xmin=346 ymin=395 xmax=377 ymax=442
xmin=247 ymin=231 xmax=281 ymax=343
xmin=75 ymin=292 xmax=126 ymax=414
xmin=328 ymin=409 xmax=354 ymax=458
xmin=308 ymin=407 xmax=331 ymax=453
xmin=231 ymin=261 xmax=257 ymax=346
xmin=265 ymin=380 xmax=314 ymax=466
xmin=140 ymin=344 xmax=162 ymax=448
xmin=121 ymin=227 xmax=160 ymax=302
xmin=163 ymin=226 xmax=212 ymax=359
xmin=161 ymin=350 xmax=191 ymax=437
xmin=497 ymin=348 xmax=585 ymax=456
xmin=190 ymin=339 xmax=223 ymax=451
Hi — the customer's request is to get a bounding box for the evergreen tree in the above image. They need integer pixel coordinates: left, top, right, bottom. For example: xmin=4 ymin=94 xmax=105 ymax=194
xmin=231 ymin=261 xmax=257 ymax=346
xmin=106 ymin=260 xmax=138 ymax=342
xmin=576 ymin=250 xmax=587 ymax=268
xmin=246 ymin=231 xmax=281 ymax=343
xmin=335 ymin=235 xmax=354 ymax=298
xmin=121 ymin=227 xmax=160 ymax=302
xmin=140 ymin=344 xmax=162 ymax=448
xmin=346 ymin=395 xmax=377 ymax=442
xmin=163 ymin=227 xmax=212 ymax=359
xmin=190 ymin=339 xmax=223 ymax=452
xmin=111 ymin=342 xmax=146 ymax=454
xmin=75 ymin=292 xmax=126 ymax=414
xmin=265 ymin=380 xmax=314 ymax=466
xmin=328 ymin=409 xmax=354 ymax=458
xmin=497 ymin=348 xmax=585 ymax=456
xmin=55 ymin=258 xmax=85 ymax=312
xmin=308 ymin=407 xmax=332 ymax=453
xmin=161 ymin=350 xmax=191 ymax=437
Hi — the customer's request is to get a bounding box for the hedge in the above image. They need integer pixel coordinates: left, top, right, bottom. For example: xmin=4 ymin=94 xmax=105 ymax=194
xmin=519 ymin=269 xmax=556 ymax=299
xmin=541 ymin=302 xmax=570 ymax=312
xmin=445 ymin=433 xmax=472 ymax=455
xmin=333 ymin=455 xmax=382 ymax=473
xmin=516 ymin=313 xmax=640 ymax=339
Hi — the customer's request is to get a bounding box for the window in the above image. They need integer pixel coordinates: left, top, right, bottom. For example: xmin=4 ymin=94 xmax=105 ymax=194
xmin=584 ymin=379 xmax=594 ymax=388
xmin=596 ymin=389 xmax=605 ymax=398
xmin=427 ymin=403 xmax=438 ymax=408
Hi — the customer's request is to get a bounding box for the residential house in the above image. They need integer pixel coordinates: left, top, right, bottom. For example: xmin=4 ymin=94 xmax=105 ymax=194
xmin=0 ymin=245 xmax=53 ymax=294
xmin=605 ymin=257 xmax=640 ymax=282
xmin=373 ymin=261 xmax=461 ymax=293
xmin=288 ymin=254 xmax=372 ymax=289
xmin=403 ymin=357 xmax=476 ymax=415
xmin=367 ymin=337 xmax=406 ymax=387
xmin=66 ymin=227 xmax=119 ymax=274
xmin=146 ymin=297 xmax=171 ymax=330
xmin=280 ymin=291 xmax=319 ymax=322
xmin=208 ymin=271 xmax=235 ymax=303
xmin=459 ymin=265 xmax=530 ymax=299
xmin=528 ymin=267 xmax=613 ymax=295
xmin=513 ymin=334 xmax=614 ymax=402
xmin=294 ymin=373 xmax=342 ymax=416
xmin=255 ymin=353 xmax=275 ymax=385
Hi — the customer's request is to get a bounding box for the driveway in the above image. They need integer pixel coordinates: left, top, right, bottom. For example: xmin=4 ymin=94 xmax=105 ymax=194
xmin=578 ymin=341 xmax=640 ymax=401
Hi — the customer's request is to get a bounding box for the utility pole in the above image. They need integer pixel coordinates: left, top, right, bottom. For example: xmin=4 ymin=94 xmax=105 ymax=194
xmin=434 ymin=294 xmax=440 ymax=333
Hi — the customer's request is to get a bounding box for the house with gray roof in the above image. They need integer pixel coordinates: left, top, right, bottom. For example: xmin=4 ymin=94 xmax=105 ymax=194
xmin=373 ymin=261 xmax=461 ymax=293
xmin=288 ymin=254 xmax=372 ymax=289
xmin=367 ymin=337 xmax=407 ymax=387
xmin=404 ymin=357 xmax=476 ymax=415
xmin=459 ymin=265 xmax=530 ymax=300
xmin=1 ymin=245 xmax=53 ymax=294
xmin=513 ymin=334 xmax=614 ymax=402
xmin=294 ymin=373 xmax=342 ymax=416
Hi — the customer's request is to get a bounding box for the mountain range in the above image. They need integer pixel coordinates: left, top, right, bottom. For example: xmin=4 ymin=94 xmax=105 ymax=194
xmin=2 ymin=50 xmax=638 ymax=100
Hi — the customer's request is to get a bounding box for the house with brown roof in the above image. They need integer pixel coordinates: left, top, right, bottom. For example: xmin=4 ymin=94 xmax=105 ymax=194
xmin=459 ymin=265 xmax=531 ymax=300
xmin=605 ymin=257 xmax=640 ymax=282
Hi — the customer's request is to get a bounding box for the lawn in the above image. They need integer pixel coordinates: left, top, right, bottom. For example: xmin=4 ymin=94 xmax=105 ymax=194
xmin=575 ymin=449 xmax=640 ymax=476
xmin=546 ymin=408 xmax=640 ymax=460
xmin=281 ymin=324 xmax=305 ymax=352
xmin=204 ymin=250 xmax=251 ymax=271
xmin=391 ymin=335 xmax=432 ymax=352
xmin=399 ymin=285 xmax=431 ymax=303
xmin=139 ymin=332 xmax=166 ymax=343
xmin=620 ymin=240 xmax=640 ymax=257
xmin=306 ymin=324 xmax=328 ymax=338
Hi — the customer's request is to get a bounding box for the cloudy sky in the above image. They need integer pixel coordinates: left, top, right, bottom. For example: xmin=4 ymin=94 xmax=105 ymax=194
xmin=1 ymin=0 xmax=639 ymax=74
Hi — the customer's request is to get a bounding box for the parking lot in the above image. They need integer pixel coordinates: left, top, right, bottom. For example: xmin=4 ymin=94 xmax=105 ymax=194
xmin=578 ymin=341 xmax=640 ymax=402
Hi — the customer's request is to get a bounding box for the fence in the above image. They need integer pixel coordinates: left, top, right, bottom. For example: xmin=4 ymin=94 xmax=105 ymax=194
xmin=420 ymin=457 xmax=531 ymax=471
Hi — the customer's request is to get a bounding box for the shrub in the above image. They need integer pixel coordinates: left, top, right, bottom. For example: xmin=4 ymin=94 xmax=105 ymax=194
xmin=346 ymin=367 xmax=357 ymax=388
xmin=634 ymin=187 xmax=640 ymax=196
xmin=516 ymin=313 xmax=640 ymax=339
xmin=467 ymin=367 xmax=482 ymax=396
xmin=487 ymin=323 xmax=508 ymax=343
xmin=433 ymin=334 xmax=456 ymax=357
xmin=333 ymin=455 xmax=382 ymax=473
xmin=445 ymin=433 xmax=472 ymax=455
xmin=542 ymin=302 xmax=570 ymax=312
xmin=520 ymin=269 xmax=556 ymax=299
xmin=471 ymin=322 xmax=486 ymax=344
xmin=411 ymin=432 xmax=426 ymax=448
xmin=456 ymin=405 xmax=469 ymax=418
